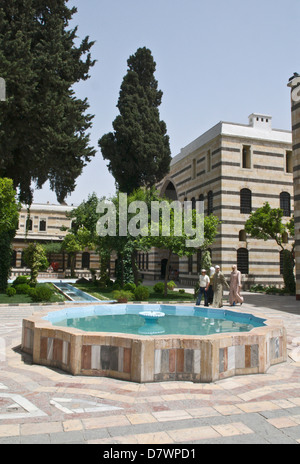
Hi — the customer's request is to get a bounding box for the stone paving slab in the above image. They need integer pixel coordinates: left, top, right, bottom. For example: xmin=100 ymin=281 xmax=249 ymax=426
xmin=0 ymin=292 xmax=300 ymax=445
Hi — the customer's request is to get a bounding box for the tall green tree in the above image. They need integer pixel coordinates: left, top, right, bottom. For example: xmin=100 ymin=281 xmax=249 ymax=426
xmin=0 ymin=178 xmax=20 ymax=291
xmin=245 ymin=202 xmax=295 ymax=292
xmin=0 ymin=0 xmax=96 ymax=204
xmin=99 ymin=47 xmax=171 ymax=193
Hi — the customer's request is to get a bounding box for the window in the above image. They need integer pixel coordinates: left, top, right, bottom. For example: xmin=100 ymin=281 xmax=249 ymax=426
xmin=81 ymin=252 xmax=90 ymax=269
xmin=191 ymin=197 xmax=196 ymax=210
xmin=11 ymin=250 xmax=17 ymax=268
xmin=280 ymin=192 xmax=291 ymax=217
xmin=26 ymin=219 xmax=33 ymax=231
xmin=207 ymin=150 xmax=211 ymax=172
xmin=240 ymin=189 xmax=252 ymax=214
xmin=242 ymin=145 xmax=251 ymax=169
xmin=192 ymin=159 xmax=197 ymax=179
xmin=237 ymin=248 xmax=249 ymax=274
xmin=239 ymin=230 xmax=247 ymax=241
xmin=207 ymin=191 xmax=213 ymax=215
xmin=286 ymin=151 xmax=293 ymax=173
xmin=39 ymin=219 xmax=46 ymax=232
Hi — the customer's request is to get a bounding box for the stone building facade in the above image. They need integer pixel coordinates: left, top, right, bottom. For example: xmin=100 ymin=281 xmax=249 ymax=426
xmin=12 ymin=203 xmax=99 ymax=278
xmin=140 ymin=113 xmax=294 ymax=289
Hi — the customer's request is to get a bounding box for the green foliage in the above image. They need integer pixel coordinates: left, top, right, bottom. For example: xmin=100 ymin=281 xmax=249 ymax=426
xmin=167 ymin=281 xmax=177 ymax=291
xmin=0 ymin=178 xmax=20 ymax=292
xmin=153 ymin=282 xmax=165 ymax=294
xmin=112 ymin=290 xmax=134 ymax=303
xmin=12 ymin=275 xmax=31 ymax=286
xmin=282 ymin=249 xmax=296 ymax=294
xmin=134 ymin=285 xmax=150 ymax=301
xmin=6 ymin=287 xmax=16 ymax=297
xmin=29 ymin=285 xmax=53 ymax=302
xmin=245 ymin=202 xmax=287 ymax=248
xmin=0 ymin=2 xmax=96 ymax=204
xmin=15 ymin=283 xmax=31 ymax=295
xmin=23 ymin=243 xmax=49 ymax=285
xmin=99 ymin=47 xmax=171 ymax=194
xmin=123 ymin=282 xmax=136 ymax=292
xmin=178 ymin=289 xmax=185 ymax=294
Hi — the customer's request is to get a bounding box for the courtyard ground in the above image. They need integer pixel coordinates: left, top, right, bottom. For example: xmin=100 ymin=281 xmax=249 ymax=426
xmin=0 ymin=289 xmax=300 ymax=445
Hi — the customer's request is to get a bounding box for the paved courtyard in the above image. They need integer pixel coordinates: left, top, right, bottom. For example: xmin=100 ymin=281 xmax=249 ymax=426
xmin=0 ymin=291 xmax=300 ymax=444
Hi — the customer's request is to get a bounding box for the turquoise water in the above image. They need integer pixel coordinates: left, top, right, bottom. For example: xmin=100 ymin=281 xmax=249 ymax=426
xmin=45 ymin=304 xmax=266 ymax=336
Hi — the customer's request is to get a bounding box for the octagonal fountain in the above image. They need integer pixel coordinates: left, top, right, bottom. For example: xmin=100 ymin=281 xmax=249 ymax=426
xmin=22 ymin=304 xmax=287 ymax=383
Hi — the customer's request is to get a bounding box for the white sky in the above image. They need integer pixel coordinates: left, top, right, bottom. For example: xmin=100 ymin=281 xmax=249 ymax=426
xmin=33 ymin=0 xmax=300 ymax=206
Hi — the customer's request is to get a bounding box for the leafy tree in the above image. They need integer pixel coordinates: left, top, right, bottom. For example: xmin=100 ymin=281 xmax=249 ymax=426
xmin=141 ymin=204 xmax=220 ymax=296
xmin=0 ymin=1 xmax=96 ymax=204
xmin=99 ymin=47 xmax=171 ymax=193
xmin=23 ymin=242 xmax=49 ymax=286
xmin=245 ymin=202 xmax=295 ymax=291
xmin=244 ymin=203 xmax=288 ymax=249
xmin=61 ymin=227 xmax=92 ymax=277
xmin=0 ymin=178 xmax=20 ymax=292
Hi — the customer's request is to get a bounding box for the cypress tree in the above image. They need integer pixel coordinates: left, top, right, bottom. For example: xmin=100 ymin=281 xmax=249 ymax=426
xmin=0 ymin=0 xmax=96 ymax=204
xmin=99 ymin=47 xmax=171 ymax=193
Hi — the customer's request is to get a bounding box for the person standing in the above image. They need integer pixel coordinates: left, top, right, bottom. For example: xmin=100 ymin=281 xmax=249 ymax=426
xmin=211 ymin=265 xmax=229 ymax=308
xmin=229 ymin=265 xmax=244 ymax=306
xmin=196 ymin=269 xmax=210 ymax=306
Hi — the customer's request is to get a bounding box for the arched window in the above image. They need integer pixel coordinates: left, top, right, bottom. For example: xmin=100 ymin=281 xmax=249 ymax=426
xmin=280 ymin=192 xmax=291 ymax=217
xmin=39 ymin=220 xmax=46 ymax=232
xmin=207 ymin=191 xmax=213 ymax=215
xmin=237 ymin=248 xmax=249 ymax=274
xmin=81 ymin=252 xmax=90 ymax=269
xmin=240 ymin=189 xmax=252 ymax=214
xmin=191 ymin=197 xmax=196 ymax=210
xmin=239 ymin=230 xmax=247 ymax=242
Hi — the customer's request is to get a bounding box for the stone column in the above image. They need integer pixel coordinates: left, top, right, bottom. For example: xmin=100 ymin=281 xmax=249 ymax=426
xmin=288 ymin=74 xmax=300 ymax=300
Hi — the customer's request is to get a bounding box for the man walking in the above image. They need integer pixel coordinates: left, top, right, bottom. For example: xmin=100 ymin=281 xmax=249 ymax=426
xmin=211 ymin=265 xmax=229 ymax=308
xmin=196 ymin=269 xmax=210 ymax=306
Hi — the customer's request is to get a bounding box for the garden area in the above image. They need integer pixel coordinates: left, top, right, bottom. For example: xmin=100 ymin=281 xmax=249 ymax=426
xmin=74 ymin=280 xmax=195 ymax=303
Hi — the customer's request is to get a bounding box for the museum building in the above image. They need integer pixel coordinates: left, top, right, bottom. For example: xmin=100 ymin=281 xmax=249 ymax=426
xmin=138 ymin=113 xmax=294 ymax=289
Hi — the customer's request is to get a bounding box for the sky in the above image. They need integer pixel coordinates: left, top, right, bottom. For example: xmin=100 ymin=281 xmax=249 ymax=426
xmin=33 ymin=0 xmax=300 ymax=206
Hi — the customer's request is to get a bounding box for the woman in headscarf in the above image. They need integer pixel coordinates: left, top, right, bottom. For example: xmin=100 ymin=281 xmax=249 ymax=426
xmin=229 ymin=265 xmax=244 ymax=306
xmin=211 ymin=266 xmax=229 ymax=308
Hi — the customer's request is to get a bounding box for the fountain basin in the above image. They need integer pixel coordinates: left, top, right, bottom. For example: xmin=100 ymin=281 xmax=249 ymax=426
xmin=21 ymin=304 xmax=287 ymax=383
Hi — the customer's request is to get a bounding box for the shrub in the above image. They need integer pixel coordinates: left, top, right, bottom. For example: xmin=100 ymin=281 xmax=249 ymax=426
xmin=178 ymin=289 xmax=185 ymax=294
xmin=15 ymin=283 xmax=31 ymax=294
xmin=6 ymin=287 xmax=16 ymax=297
xmin=134 ymin=285 xmax=150 ymax=301
xmin=123 ymin=282 xmax=136 ymax=292
xmin=153 ymin=282 xmax=164 ymax=294
xmin=167 ymin=280 xmax=177 ymax=291
xmin=30 ymin=286 xmax=53 ymax=302
xmin=112 ymin=290 xmax=134 ymax=303
xmin=12 ymin=276 xmax=30 ymax=287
